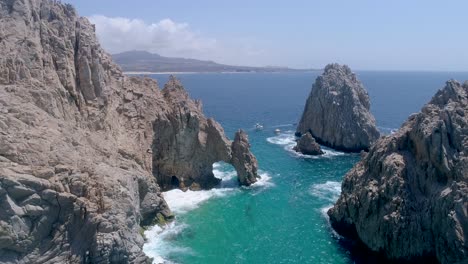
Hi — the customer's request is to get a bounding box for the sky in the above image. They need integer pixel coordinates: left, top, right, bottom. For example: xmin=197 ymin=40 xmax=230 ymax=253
xmin=63 ymin=0 xmax=468 ymax=71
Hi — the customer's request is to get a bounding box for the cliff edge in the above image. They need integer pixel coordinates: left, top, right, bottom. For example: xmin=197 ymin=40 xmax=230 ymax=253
xmin=0 ymin=0 xmax=258 ymax=263
xmin=328 ymin=80 xmax=468 ymax=263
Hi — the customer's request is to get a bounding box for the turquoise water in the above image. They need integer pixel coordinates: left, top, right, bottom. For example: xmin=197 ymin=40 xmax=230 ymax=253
xmin=143 ymin=72 xmax=468 ymax=264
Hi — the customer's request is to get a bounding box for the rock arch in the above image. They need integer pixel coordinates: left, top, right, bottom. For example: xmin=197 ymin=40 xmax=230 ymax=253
xmin=152 ymin=77 xmax=258 ymax=191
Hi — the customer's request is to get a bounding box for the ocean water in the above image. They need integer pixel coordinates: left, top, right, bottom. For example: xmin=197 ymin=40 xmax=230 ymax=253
xmin=143 ymin=71 xmax=468 ymax=263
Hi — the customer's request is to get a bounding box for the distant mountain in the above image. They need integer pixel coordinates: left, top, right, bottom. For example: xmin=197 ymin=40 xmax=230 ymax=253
xmin=112 ymin=50 xmax=313 ymax=73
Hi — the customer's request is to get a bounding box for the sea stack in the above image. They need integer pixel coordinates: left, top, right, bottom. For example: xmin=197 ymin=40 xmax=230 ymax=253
xmin=231 ymin=130 xmax=259 ymax=185
xmin=0 ymin=0 xmax=258 ymax=263
xmin=293 ymin=132 xmax=324 ymax=155
xmin=296 ymin=63 xmax=380 ymax=152
xmin=328 ymin=80 xmax=468 ymax=263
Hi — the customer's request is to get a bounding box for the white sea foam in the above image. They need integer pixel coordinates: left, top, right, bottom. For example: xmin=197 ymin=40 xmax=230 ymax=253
xmin=144 ymin=162 xmax=274 ymax=263
xmin=310 ymin=181 xmax=341 ymax=202
xmin=377 ymin=126 xmax=399 ymax=135
xmin=266 ymin=131 xmax=346 ymax=159
xmin=163 ymin=163 xmax=239 ymax=215
xmin=143 ymin=221 xmax=191 ymax=264
xmin=271 ymin=123 xmax=295 ymax=128
xmin=311 ymin=181 xmax=343 ymax=237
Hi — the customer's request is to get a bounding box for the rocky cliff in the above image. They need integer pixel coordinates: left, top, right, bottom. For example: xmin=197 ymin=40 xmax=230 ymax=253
xmin=296 ymin=64 xmax=380 ymax=152
xmin=328 ymin=80 xmax=468 ymax=263
xmin=0 ymin=0 xmax=258 ymax=263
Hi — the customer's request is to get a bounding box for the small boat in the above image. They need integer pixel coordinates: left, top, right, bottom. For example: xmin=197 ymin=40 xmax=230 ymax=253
xmin=255 ymin=123 xmax=264 ymax=131
xmin=274 ymin=128 xmax=281 ymax=134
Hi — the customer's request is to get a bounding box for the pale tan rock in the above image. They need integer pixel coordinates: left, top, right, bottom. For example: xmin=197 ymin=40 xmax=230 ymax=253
xmin=152 ymin=77 xmax=258 ymax=191
xmin=0 ymin=0 xmax=258 ymax=263
xmin=231 ymin=130 xmax=259 ymax=185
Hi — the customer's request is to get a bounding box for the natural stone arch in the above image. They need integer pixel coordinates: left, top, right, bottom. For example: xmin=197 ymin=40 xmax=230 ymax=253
xmin=152 ymin=77 xmax=258 ymax=191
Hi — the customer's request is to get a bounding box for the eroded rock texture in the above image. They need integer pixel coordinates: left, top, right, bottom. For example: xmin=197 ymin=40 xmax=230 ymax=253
xmin=296 ymin=63 xmax=380 ymax=152
xmin=231 ymin=130 xmax=259 ymax=186
xmin=152 ymin=78 xmax=259 ymax=191
xmin=328 ymin=80 xmax=468 ymax=263
xmin=0 ymin=0 xmax=258 ymax=263
xmin=293 ymin=132 xmax=323 ymax=155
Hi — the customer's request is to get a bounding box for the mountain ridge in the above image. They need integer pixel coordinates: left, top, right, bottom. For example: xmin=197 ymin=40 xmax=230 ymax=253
xmin=112 ymin=50 xmax=315 ymax=73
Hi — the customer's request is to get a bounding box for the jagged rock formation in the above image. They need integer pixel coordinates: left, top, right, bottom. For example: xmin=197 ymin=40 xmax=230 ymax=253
xmin=0 ymin=0 xmax=258 ymax=263
xmin=293 ymin=132 xmax=323 ymax=155
xmin=296 ymin=63 xmax=380 ymax=152
xmin=231 ymin=130 xmax=259 ymax=185
xmin=153 ymin=78 xmax=258 ymax=191
xmin=328 ymin=80 xmax=468 ymax=264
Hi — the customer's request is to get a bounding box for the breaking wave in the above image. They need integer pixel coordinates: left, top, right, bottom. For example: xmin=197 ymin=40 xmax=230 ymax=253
xmin=143 ymin=162 xmax=273 ymax=263
xmin=266 ymin=131 xmax=346 ymax=158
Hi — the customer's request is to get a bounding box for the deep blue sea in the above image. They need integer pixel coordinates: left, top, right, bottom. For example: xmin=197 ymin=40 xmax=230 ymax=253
xmin=142 ymin=71 xmax=468 ymax=264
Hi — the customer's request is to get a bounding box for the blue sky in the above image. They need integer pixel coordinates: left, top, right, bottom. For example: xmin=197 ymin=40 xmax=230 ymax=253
xmin=64 ymin=0 xmax=468 ymax=71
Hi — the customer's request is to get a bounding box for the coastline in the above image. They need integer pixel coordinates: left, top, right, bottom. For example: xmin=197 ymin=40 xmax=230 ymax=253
xmin=123 ymin=70 xmax=317 ymax=75
xmin=124 ymin=71 xmax=199 ymax=75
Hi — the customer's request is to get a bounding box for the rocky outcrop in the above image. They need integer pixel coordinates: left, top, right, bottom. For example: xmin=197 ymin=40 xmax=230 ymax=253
xmin=293 ymin=132 xmax=323 ymax=155
xmin=0 ymin=0 xmax=258 ymax=263
xmin=231 ymin=130 xmax=259 ymax=185
xmin=296 ymin=63 xmax=380 ymax=152
xmin=153 ymin=77 xmax=259 ymax=191
xmin=328 ymin=80 xmax=468 ymax=263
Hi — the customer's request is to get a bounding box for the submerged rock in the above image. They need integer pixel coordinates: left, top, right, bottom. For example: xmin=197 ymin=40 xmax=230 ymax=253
xmin=0 ymin=0 xmax=258 ymax=263
xmin=328 ymin=80 xmax=468 ymax=263
xmin=296 ymin=63 xmax=380 ymax=152
xmin=231 ymin=130 xmax=259 ymax=185
xmin=293 ymin=132 xmax=323 ymax=155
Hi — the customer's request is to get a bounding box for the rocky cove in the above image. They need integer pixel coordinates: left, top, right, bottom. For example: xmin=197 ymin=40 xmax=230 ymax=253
xmin=0 ymin=1 xmax=467 ymax=264
xmin=0 ymin=0 xmax=259 ymax=262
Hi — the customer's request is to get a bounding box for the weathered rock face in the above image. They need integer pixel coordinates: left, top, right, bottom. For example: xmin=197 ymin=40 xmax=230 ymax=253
xmin=328 ymin=80 xmax=468 ymax=264
xmin=293 ymin=132 xmax=323 ymax=155
xmin=153 ymin=78 xmax=258 ymax=191
xmin=0 ymin=0 xmax=258 ymax=263
xmin=296 ymin=63 xmax=380 ymax=152
xmin=231 ymin=130 xmax=259 ymax=185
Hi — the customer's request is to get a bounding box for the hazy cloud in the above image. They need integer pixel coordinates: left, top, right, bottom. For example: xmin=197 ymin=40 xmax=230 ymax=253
xmin=88 ymin=15 xmax=267 ymax=65
xmin=89 ymin=15 xmax=218 ymax=57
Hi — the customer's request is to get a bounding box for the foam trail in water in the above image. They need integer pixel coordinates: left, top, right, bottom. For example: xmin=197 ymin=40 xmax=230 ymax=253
xmin=310 ymin=181 xmax=341 ymax=202
xmin=310 ymin=181 xmax=343 ymax=237
xmin=266 ymin=131 xmax=347 ymax=158
xmin=271 ymin=123 xmax=295 ymax=128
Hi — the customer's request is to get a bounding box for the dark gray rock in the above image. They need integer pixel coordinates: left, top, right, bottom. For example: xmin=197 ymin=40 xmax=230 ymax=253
xmin=296 ymin=63 xmax=380 ymax=152
xmin=293 ymin=132 xmax=323 ymax=155
xmin=328 ymin=80 xmax=468 ymax=264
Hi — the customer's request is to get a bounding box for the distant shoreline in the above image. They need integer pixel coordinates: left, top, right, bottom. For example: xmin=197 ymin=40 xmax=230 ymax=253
xmin=124 ymin=71 xmax=198 ymax=75
xmin=124 ymin=70 xmax=316 ymax=75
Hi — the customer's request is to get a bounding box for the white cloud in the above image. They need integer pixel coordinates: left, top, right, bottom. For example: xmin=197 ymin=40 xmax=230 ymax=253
xmin=89 ymin=15 xmax=218 ymax=57
xmin=88 ymin=15 xmax=267 ymax=66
